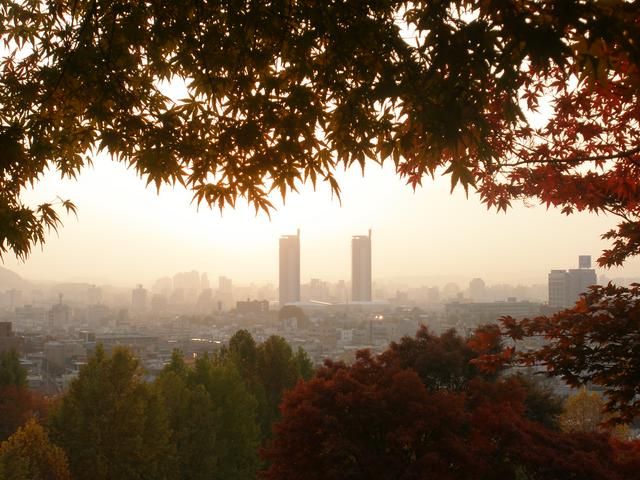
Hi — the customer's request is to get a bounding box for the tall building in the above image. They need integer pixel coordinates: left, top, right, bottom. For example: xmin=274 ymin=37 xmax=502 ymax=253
xmin=548 ymin=256 xmax=597 ymax=309
xmin=351 ymin=229 xmax=372 ymax=302
xmin=279 ymin=230 xmax=300 ymax=307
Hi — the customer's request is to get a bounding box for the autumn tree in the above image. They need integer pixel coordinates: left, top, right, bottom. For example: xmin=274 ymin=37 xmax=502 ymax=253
xmin=264 ymin=351 xmax=478 ymax=480
xmin=560 ymin=387 xmax=630 ymax=440
xmin=48 ymin=345 xmax=176 ymax=480
xmin=382 ymin=326 xmax=495 ymax=391
xmin=0 ymin=386 xmax=47 ymax=443
xmin=0 ymin=1 xmax=638 ymax=268
xmin=0 ymin=349 xmax=47 ymax=441
xmin=157 ymin=350 xmax=260 ymax=480
xmin=264 ymin=348 xmax=640 ymax=480
xmin=561 ymin=387 xmax=608 ymax=433
xmin=0 ymin=419 xmax=71 ymax=480
xmin=489 ymin=283 xmax=640 ymax=424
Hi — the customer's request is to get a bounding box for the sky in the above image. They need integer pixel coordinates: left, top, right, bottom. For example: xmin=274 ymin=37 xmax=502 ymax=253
xmin=3 ymin=154 xmax=640 ymax=289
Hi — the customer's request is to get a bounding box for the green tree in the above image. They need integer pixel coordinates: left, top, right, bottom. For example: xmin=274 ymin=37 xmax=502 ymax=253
xmin=509 ymin=372 xmax=564 ymax=430
xmin=294 ymin=347 xmax=314 ymax=381
xmin=256 ymin=336 xmax=302 ymax=437
xmin=0 ymin=419 xmax=70 ymax=480
xmin=0 ymin=350 xmax=26 ymax=388
xmin=157 ymin=350 xmax=260 ymax=480
xmin=225 ymin=329 xmax=258 ymax=383
xmin=48 ymin=346 xmax=176 ymax=480
xmin=222 ymin=331 xmax=311 ymax=441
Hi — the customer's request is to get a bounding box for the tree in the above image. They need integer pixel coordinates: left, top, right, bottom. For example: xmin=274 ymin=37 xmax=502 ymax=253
xmin=0 ymin=386 xmax=47 ymax=442
xmin=263 ymin=351 xmax=478 ymax=480
xmin=487 ymin=283 xmax=640 ymax=424
xmin=382 ymin=326 xmax=494 ymax=391
xmin=294 ymin=346 xmax=314 ymax=380
xmin=0 ymin=419 xmax=71 ymax=480
xmin=0 ymin=1 xmax=638 ymax=266
xmin=155 ymin=351 xmax=219 ymax=480
xmin=221 ymin=331 xmax=312 ymax=442
xmin=48 ymin=345 xmax=176 ymax=480
xmin=157 ymin=350 xmax=260 ymax=480
xmin=560 ymin=388 xmax=630 ymax=440
xmin=509 ymin=372 xmax=564 ymax=431
xmin=0 ymin=349 xmax=47 ymax=442
xmin=263 ymin=349 xmax=640 ymax=480
xmin=0 ymin=350 xmax=26 ymax=388
xmin=278 ymin=306 xmax=310 ymax=330
xmin=255 ymin=335 xmax=303 ymax=437
xmin=224 ymin=329 xmax=259 ymax=383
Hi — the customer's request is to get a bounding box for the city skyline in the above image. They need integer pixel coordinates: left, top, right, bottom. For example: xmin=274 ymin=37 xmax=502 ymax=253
xmin=3 ymin=157 xmax=640 ymax=287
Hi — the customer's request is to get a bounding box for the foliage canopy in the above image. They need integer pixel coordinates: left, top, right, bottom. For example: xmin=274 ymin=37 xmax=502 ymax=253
xmin=0 ymin=0 xmax=639 ymax=264
xmin=264 ymin=332 xmax=640 ymax=480
xmin=47 ymin=346 xmax=176 ymax=480
xmin=0 ymin=419 xmax=71 ymax=480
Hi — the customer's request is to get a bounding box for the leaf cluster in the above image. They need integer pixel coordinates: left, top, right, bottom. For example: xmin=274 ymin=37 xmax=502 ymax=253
xmin=1 ymin=1 xmax=639 ymax=264
xmin=263 ymin=330 xmax=640 ymax=480
xmin=485 ymin=283 xmax=640 ymax=424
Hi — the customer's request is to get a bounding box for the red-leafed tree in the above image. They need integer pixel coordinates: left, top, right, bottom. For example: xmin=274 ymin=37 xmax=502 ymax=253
xmin=0 ymin=386 xmax=48 ymax=442
xmin=262 ymin=336 xmax=640 ymax=480
xmin=483 ymin=283 xmax=640 ymax=424
xmin=262 ymin=351 xmax=482 ymax=480
xmin=381 ymin=325 xmax=500 ymax=392
xmin=0 ymin=349 xmax=48 ymax=441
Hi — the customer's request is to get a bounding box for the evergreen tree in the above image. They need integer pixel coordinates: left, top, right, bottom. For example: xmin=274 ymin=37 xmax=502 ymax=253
xmin=48 ymin=346 xmax=176 ymax=480
xmin=0 ymin=350 xmax=26 ymax=388
xmin=157 ymin=350 xmax=260 ymax=480
xmin=255 ymin=336 xmax=303 ymax=438
xmin=294 ymin=347 xmax=315 ymax=381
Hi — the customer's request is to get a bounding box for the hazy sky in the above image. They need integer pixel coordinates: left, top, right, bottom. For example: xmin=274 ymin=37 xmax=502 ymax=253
xmin=4 ymin=154 xmax=640 ymax=288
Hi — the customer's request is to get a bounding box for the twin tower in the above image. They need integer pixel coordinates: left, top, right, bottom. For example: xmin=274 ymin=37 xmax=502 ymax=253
xmin=279 ymin=229 xmax=372 ymax=307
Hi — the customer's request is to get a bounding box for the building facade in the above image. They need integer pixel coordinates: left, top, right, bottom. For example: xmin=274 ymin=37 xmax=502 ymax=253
xmin=279 ymin=230 xmax=301 ymax=307
xmin=352 ymin=230 xmax=372 ymax=302
xmin=548 ymin=256 xmax=597 ymax=309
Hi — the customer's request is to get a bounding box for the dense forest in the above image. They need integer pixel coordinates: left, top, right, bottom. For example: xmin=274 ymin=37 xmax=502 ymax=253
xmin=2 ymin=325 xmax=640 ymax=480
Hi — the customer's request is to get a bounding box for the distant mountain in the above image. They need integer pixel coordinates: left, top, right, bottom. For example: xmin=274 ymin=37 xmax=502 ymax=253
xmin=0 ymin=267 xmax=33 ymax=291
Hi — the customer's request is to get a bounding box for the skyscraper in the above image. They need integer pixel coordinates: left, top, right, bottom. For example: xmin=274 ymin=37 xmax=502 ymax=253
xmin=352 ymin=229 xmax=372 ymax=302
xmin=279 ymin=229 xmax=300 ymax=307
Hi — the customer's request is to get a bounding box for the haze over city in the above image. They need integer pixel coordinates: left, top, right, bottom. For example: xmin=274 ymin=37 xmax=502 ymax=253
xmin=4 ymin=154 xmax=640 ymax=288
